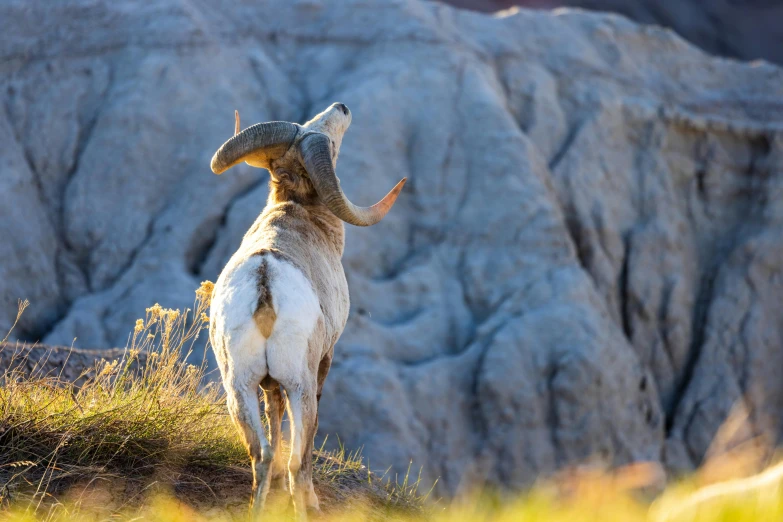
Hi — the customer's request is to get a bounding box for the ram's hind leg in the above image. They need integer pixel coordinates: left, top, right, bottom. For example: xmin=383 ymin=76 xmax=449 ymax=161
xmin=261 ymin=377 xmax=287 ymax=490
xmin=225 ymin=380 xmax=273 ymax=518
xmin=285 ymin=379 xmax=319 ymax=521
xmin=303 ymin=354 xmax=332 ymax=508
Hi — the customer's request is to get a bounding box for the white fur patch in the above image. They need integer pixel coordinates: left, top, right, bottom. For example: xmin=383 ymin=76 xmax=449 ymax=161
xmin=210 ymin=255 xmax=269 ymax=388
xmin=210 ymin=254 xmax=321 ymax=390
xmin=265 ymin=257 xmax=321 ymax=386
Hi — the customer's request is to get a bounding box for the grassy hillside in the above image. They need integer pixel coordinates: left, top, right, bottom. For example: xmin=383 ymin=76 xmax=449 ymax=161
xmin=0 ymin=285 xmax=424 ymax=521
xmin=2 ymin=284 xmax=783 ymax=521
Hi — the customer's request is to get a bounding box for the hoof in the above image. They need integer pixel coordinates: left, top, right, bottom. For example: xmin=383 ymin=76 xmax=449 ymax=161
xmin=270 ymin=474 xmax=286 ymax=490
xmin=248 ymin=503 xmax=264 ymax=522
xmin=306 ymin=492 xmax=321 ymax=513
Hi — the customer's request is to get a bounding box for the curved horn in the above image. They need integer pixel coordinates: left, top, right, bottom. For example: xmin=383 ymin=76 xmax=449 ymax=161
xmin=298 ymin=133 xmax=406 ymax=227
xmin=210 ymin=116 xmax=299 ymax=174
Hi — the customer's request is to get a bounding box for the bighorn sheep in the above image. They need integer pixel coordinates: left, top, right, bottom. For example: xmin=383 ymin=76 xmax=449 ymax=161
xmin=208 ymin=103 xmax=405 ymax=520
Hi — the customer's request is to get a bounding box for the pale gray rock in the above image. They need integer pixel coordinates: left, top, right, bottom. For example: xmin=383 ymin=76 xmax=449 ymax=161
xmin=1 ymin=0 xmax=782 ymax=495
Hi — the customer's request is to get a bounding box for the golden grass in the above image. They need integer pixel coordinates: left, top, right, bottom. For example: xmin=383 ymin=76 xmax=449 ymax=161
xmin=2 ymin=286 xmax=783 ymax=521
xmin=0 ymin=285 xmax=424 ymax=521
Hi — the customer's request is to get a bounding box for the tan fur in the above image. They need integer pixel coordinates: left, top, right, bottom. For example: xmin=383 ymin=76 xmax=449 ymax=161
xmin=234 ymin=198 xmax=348 ymax=348
xmin=252 ymin=256 xmax=277 ymax=338
xmin=211 ymin=104 xmax=355 ymax=522
xmin=217 ymin=195 xmax=346 ymax=521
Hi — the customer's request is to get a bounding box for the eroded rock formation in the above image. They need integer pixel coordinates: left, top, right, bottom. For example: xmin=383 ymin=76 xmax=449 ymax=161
xmin=2 ymin=0 xmax=782 ymax=494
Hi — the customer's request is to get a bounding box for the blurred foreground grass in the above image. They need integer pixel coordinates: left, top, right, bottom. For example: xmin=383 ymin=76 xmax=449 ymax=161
xmin=2 ymin=286 xmax=783 ymax=521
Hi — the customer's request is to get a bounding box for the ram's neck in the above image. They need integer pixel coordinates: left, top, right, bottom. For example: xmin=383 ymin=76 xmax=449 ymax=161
xmin=267 ymin=171 xmax=318 ymax=206
xmin=265 ymin=179 xmax=346 ymax=257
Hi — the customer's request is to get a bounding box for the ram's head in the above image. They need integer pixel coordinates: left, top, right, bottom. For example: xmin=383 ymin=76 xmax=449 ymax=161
xmin=210 ymin=102 xmax=405 ymax=227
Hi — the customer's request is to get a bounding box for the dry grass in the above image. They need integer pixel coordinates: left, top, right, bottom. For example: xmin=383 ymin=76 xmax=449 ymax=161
xmin=3 ymin=286 xmax=783 ymax=521
xmin=0 ymin=285 xmax=425 ymax=521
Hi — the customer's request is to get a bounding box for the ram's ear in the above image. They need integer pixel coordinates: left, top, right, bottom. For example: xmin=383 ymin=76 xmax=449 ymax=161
xmin=297 ymin=132 xmax=406 ymax=227
xmin=210 ymin=113 xmax=299 ymax=174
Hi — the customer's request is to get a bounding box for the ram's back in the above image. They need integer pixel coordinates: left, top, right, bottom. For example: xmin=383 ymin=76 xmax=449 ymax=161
xmin=213 ymin=201 xmax=349 ymax=360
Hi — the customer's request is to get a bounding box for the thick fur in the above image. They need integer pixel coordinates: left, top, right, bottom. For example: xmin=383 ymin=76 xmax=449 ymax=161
xmin=209 ymin=104 xmax=351 ymax=521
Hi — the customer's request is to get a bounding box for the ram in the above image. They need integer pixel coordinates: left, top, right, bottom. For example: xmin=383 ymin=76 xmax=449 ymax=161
xmin=208 ymin=103 xmax=405 ymax=520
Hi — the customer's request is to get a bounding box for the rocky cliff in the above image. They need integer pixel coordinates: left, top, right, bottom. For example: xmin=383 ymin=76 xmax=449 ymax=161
xmin=441 ymin=0 xmax=783 ymax=66
xmin=2 ymin=0 xmax=782 ymax=494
